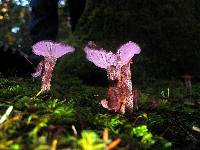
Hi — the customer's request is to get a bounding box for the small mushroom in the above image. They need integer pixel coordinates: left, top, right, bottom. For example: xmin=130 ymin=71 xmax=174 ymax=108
xmin=84 ymin=41 xmax=141 ymax=114
xmin=182 ymin=74 xmax=192 ymax=96
xmin=32 ymin=40 xmax=75 ymax=93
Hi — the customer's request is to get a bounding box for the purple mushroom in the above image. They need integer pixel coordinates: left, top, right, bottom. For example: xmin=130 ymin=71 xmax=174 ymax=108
xmin=84 ymin=41 xmax=141 ymax=114
xmin=32 ymin=40 xmax=75 ymax=93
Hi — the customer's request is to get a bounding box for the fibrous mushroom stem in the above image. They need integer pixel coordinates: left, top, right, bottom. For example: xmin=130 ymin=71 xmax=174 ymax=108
xmin=182 ymin=75 xmax=192 ymax=96
xmin=41 ymin=58 xmax=56 ymax=92
xmin=122 ymin=62 xmax=134 ymax=114
xmin=105 ymin=61 xmax=135 ymax=114
xmin=185 ymin=78 xmax=192 ymax=96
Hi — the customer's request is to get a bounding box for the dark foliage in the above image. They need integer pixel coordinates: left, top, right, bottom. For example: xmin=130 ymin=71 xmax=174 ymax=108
xmin=75 ymin=0 xmax=200 ymax=79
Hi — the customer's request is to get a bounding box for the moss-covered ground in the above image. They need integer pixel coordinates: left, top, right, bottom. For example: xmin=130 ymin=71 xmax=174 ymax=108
xmin=0 ymin=76 xmax=199 ymax=150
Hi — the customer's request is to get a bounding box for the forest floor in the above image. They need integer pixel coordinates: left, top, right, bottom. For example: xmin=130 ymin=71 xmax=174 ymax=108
xmin=0 ymin=76 xmax=200 ymax=150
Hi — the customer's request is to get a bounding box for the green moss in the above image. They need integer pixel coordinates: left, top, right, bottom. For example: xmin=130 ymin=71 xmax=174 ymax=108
xmin=0 ymin=77 xmax=200 ymax=149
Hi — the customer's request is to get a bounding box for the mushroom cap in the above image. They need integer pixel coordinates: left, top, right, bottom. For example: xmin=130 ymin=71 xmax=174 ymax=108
xmin=84 ymin=41 xmax=141 ymax=69
xmin=84 ymin=42 xmax=117 ymax=69
xmin=32 ymin=40 xmax=75 ymax=59
xmin=182 ymin=74 xmax=192 ymax=80
xmin=117 ymin=41 xmax=141 ymax=66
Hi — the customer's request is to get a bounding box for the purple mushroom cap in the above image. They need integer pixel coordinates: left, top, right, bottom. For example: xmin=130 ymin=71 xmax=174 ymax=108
xmin=32 ymin=40 xmax=75 ymax=59
xmin=117 ymin=41 xmax=141 ymax=66
xmin=84 ymin=42 xmax=117 ymax=69
xmin=84 ymin=41 xmax=141 ymax=69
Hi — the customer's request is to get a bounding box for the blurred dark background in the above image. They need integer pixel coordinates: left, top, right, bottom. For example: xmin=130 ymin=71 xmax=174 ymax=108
xmin=0 ymin=0 xmax=200 ymax=83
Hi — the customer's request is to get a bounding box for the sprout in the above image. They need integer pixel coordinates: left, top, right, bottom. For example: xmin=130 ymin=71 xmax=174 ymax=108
xmin=0 ymin=106 xmax=13 ymax=124
xmin=32 ymin=40 xmax=75 ymax=93
xmin=84 ymin=41 xmax=141 ymax=114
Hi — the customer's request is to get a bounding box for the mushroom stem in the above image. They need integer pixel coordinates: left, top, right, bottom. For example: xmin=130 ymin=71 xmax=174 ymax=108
xmin=103 ymin=61 xmax=135 ymax=114
xmin=182 ymin=75 xmax=192 ymax=96
xmin=122 ymin=61 xmax=134 ymax=114
xmin=41 ymin=58 xmax=56 ymax=92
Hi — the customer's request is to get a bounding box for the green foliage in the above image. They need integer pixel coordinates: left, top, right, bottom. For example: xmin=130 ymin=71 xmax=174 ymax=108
xmin=0 ymin=84 xmax=23 ymax=98
xmin=192 ymin=83 xmax=200 ymax=97
xmin=147 ymin=113 xmax=165 ymax=127
xmin=28 ymin=118 xmax=48 ymax=140
xmin=78 ymin=130 xmax=105 ymax=150
xmin=10 ymin=144 xmax=21 ymax=150
xmin=0 ymin=77 xmax=200 ymax=149
xmin=51 ymin=106 xmax=75 ymax=123
xmin=94 ymin=114 xmax=126 ymax=135
xmin=131 ymin=125 xmax=155 ymax=145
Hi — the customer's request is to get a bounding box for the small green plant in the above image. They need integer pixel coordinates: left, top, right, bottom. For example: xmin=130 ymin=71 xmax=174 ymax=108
xmin=0 ymin=85 xmax=23 ymax=98
xmin=9 ymin=144 xmax=21 ymax=150
xmin=50 ymin=106 xmax=75 ymax=124
xmin=14 ymin=96 xmax=30 ymax=110
xmin=94 ymin=114 xmax=125 ymax=134
xmin=44 ymin=98 xmax=66 ymax=111
xmin=147 ymin=113 xmax=165 ymax=127
xmin=133 ymin=113 xmax=148 ymax=125
xmin=160 ymin=88 xmax=170 ymax=98
xmin=131 ymin=125 xmax=155 ymax=145
xmin=78 ymin=130 xmax=106 ymax=150
xmin=28 ymin=117 xmax=49 ymax=143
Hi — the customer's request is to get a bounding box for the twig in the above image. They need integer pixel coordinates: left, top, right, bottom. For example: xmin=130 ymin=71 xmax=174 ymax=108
xmin=106 ymin=138 xmax=121 ymax=150
xmin=51 ymin=139 xmax=58 ymax=150
xmin=103 ymin=128 xmax=109 ymax=141
xmin=192 ymin=126 xmax=200 ymax=133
